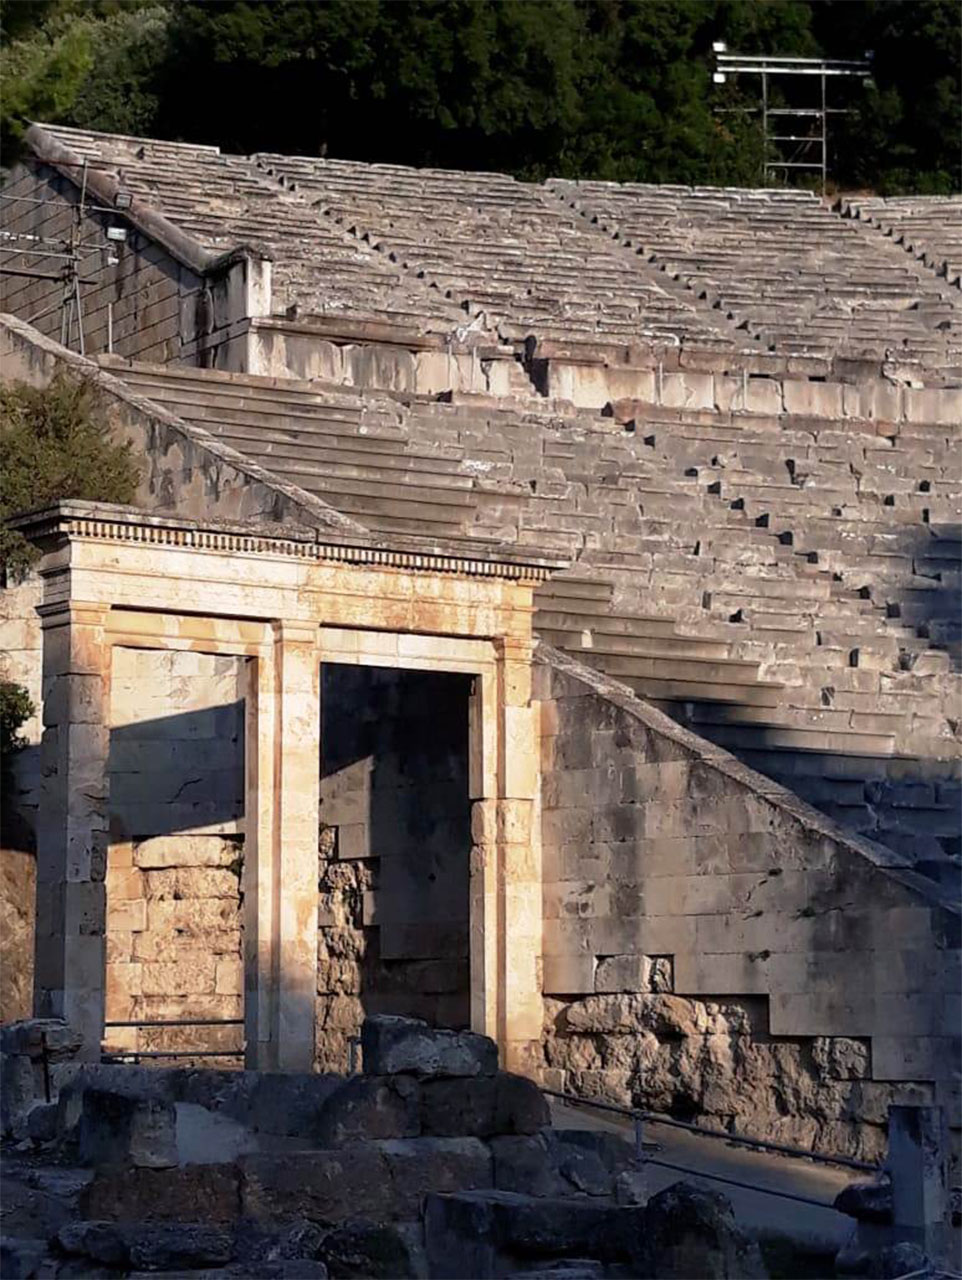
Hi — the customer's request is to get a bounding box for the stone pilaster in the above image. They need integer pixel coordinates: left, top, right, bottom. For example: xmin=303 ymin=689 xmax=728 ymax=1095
xmin=497 ymin=637 xmax=543 ymax=1072
xmin=271 ymin=621 xmax=320 ymax=1071
xmin=35 ymin=601 xmax=110 ymax=1059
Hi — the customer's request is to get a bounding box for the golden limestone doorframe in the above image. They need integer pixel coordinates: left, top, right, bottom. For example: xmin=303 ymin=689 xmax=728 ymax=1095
xmin=19 ymin=501 xmax=560 ymax=1074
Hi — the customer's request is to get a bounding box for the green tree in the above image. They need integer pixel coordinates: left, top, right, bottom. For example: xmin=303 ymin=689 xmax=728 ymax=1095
xmin=0 ymin=0 xmax=169 ymax=158
xmin=1 ymin=0 xmax=957 ymax=192
xmin=0 ymin=373 xmax=139 ymax=580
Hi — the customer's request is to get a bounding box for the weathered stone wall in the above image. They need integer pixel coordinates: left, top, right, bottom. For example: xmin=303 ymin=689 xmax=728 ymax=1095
xmin=536 ymin=647 xmax=961 ymax=1163
xmin=315 ymin=665 xmax=472 ymax=1070
xmin=104 ymin=648 xmax=245 ymax=1059
xmin=0 ymin=164 xmax=209 ymax=366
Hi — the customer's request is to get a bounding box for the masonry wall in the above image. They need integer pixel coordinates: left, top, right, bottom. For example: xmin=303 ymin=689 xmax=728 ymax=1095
xmin=0 ymin=164 xmax=210 ymax=365
xmin=0 ymin=316 xmax=349 ymax=1030
xmin=536 ymin=649 xmax=961 ymax=1164
xmin=103 ymin=648 xmax=245 ymax=1060
xmin=315 ymin=664 xmax=473 ymax=1071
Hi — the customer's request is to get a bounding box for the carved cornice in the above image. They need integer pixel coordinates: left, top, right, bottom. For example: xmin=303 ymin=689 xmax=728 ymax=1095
xmin=13 ymin=503 xmax=560 ymax=584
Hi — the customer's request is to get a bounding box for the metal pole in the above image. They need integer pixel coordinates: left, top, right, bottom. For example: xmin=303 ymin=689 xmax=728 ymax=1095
xmin=821 ymin=71 xmax=827 ymax=195
xmin=107 ymin=301 xmax=113 ymax=354
xmin=762 ymin=70 xmax=769 ymax=184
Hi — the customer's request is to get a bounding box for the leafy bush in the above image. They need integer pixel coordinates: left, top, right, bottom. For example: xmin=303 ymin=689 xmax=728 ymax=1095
xmin=0 ymin=373 xmax=138 ymax=580
xmin=0 ymin=681 xmax=35 ymax=755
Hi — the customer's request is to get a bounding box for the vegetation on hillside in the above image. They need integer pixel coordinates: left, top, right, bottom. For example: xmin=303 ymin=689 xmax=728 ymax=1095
xmin=0 ymin=373 xmax=138 ymax=579
xmin=1 ymin=0 xmax=959 ymax=193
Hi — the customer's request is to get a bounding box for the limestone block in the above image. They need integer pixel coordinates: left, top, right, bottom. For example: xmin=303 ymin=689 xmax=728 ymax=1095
xmin=543 ymin=952 xmax=595 ymax=995
xmin=140 ymin=958 xmax=216 ymax=996
xmin=133 ymin=929 xmax=241 ymax=962
xmin=419 ymin=1073 xmax=549 ymax=1138
xmin=134 ymin=836 xmax=241 ymax=868
xmin=595 ymin=954 xmax=673 ymax=994
xmin=147 ymin=899 xmax=239 ymax=934
xmin=361 ymin=1015 xmax=498 ymax=1078
xmin=314 ymin=1075 xmax=420 ymax=1147
xmin=563 ymin=993 xmax=709 ymax=1037
xmin=107 ymin=900 xmax=147 ymax=933
xmin=782 ymin=380 xmax=844 ymax=418
xmin=78 ymin=1089 xmax=177 ymax=1169
xmin=143 ymin=867 xmax=241 ymax=900
xmin=660 ymin=372 xmax=714 ymax=411
xmin=215 ymin=959 xmax=243 ymax=996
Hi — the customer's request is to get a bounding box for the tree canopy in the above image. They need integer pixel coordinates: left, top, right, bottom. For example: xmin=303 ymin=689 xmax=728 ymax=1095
xmin=1 ymin=0 xmax=959 ymax=192
xmin=0 ymin=374 xmax=138 ymax=580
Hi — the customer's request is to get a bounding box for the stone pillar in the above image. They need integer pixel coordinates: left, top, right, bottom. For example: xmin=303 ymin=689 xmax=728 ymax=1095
xmin=888 ymin=1104 xmax=949 ymax=1254
xmin=468 ymin=672 xmax=499 ymax=1044
xmin=243 ymin=650 xmax=275 ymax=1070
xmin=497 ymin=637 xmax=543 ymax=1074
xmin=34 ymin=602 xmax=110 ymax=1059
xmin=271 ymin=621 xmax=320 ymax=1072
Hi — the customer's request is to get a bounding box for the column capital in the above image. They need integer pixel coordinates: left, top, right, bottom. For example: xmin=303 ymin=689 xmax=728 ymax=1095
xmin=272 ymin=619 xmax=320 ymax=647
xmin=38 ymin=601 xmax=110 ymax=629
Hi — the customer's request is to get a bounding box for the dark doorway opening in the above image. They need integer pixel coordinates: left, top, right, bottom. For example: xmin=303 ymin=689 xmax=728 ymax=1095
xmin=316 ymin=662 xmax=472 ymax=1071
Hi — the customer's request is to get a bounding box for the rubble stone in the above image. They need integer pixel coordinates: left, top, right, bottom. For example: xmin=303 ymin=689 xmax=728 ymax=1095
xmin=78 ymin=1088 xmax=178 ymax=1169
xmin=642 ymin=1182 xmax=768 ymax=1279
xmin=319 ymin=1219 xmax=422 ymax=1279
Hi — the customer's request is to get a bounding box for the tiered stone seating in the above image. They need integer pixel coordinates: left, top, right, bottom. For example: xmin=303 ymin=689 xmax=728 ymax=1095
xmin=839 ymin=194 xmax=962 ymax=286
xmin=253 ymin=151 xmax=735 ymax=351
xmin=36 ymin=125 xmax=469 ymax=333
xmin=102 ymin=358 xmax=962 ymax=882
xmin=551 ymin=180 xmax=962 ymax=377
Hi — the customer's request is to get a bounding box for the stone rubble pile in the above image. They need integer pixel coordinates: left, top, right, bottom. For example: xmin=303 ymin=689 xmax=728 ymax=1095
xmin=1 ymin=1014 xmax=775 ymax=1279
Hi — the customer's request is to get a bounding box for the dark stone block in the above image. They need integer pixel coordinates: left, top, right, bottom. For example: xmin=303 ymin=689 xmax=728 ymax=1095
xmin=314 ymin=1075 xmax=420 ymax=1147
xmin=420 ymin=1072 xmax=549 ymax=1137
xmin=80 ymin=1164 xmax=241 ymax=1223
xmin=320 ymin=1220 xmax=421 ymax=1279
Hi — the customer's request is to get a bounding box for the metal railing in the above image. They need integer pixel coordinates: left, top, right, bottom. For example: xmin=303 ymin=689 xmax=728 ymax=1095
xmin=542 ymin=1087 xmax=879 ymax=1172
xmin=101 ymin=1018 xmax=245 ymax=1064
xmin=543 ymin=1086 xmax=880 ymax=1212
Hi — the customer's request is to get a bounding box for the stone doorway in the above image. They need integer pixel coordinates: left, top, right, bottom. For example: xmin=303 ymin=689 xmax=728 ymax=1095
xmin=315 ymin=664 xmax=473 ymax=1071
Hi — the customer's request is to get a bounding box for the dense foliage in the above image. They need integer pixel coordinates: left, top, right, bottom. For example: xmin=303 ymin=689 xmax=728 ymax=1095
xmin=1 ymin=1 xmax=959 ymax=192
xmin=0 ymin=374 xmax=138 ymax=579
xmin=0 ymin=680 xmax=35 ymax=755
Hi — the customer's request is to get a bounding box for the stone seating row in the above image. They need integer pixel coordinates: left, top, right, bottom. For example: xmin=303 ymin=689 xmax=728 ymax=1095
xmin=106 ymin=361 xmax=960 ymax=825
xmin=550 ymin=180 xmax=961 ymax=373
xmin=255 ymin=150 xmax=732 ymax=349
xmin=839 ymin=195 xmax=962 ymax=286
xmin=36 ymin=125 xmax=470 ymax=334
xmin=29 ymin=126 xmax=961 ymax=374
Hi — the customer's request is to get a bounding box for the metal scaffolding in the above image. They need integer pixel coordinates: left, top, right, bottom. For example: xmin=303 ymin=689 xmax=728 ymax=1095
xmin=712 ymin=49 xmax=873 ymax=193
